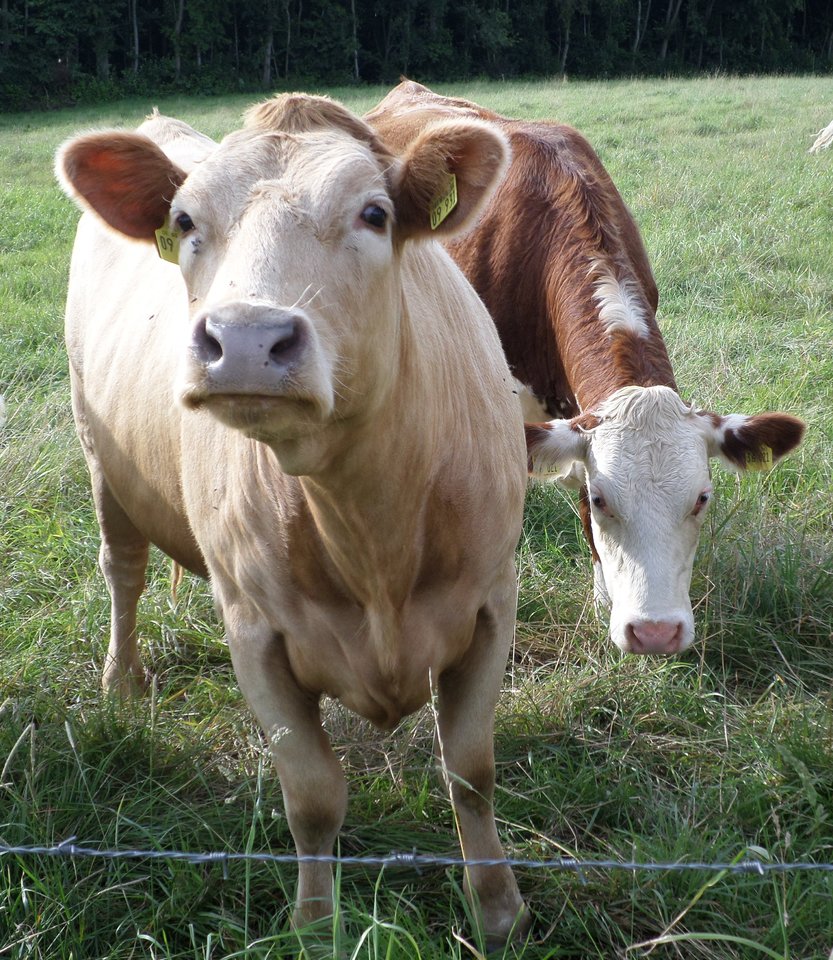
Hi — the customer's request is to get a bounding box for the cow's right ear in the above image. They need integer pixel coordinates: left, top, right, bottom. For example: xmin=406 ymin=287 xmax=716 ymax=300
xmin=56 ymin=132 xmax=186 ymax=241
xmin=526 ymin=420 xmax=589 ymax=488
xmin=391 ymin=118 xmax=508 ymax=240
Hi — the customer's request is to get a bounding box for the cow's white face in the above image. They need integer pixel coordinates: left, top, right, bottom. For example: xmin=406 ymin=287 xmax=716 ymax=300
xmin=527 ymin=385 xmax=804 ymax=654
xmin=171 ymin=129 xmax=401 ymax=449
xmin=55 ymin=95 xmax=508 ymax=474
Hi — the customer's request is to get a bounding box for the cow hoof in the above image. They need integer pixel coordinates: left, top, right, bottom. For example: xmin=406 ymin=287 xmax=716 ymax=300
xmin=292 ymin=914 xmax=343 ymax=960
xmin=101 ymin=662 xmax=150 ymax=698
xmin=483 ymin=903 xmax=533 ymax=953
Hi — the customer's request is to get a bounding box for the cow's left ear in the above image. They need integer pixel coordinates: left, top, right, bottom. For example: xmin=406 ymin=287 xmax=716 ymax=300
xmin=56 ymin=132 xmax=186 ymax=241
xmin=700 ymin=410 xmax=806 ymax=472
xmin=391 ymin=118 xmax=509 ymax=239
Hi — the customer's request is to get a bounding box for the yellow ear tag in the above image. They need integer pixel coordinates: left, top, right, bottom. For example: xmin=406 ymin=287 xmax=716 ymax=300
xmin=745 ymin=445 xmax=773 ymax=471
xmin=430 ymin=173 xmax=458 ymax=230
xmin=155 ymin=226 xmax=180 ymax=264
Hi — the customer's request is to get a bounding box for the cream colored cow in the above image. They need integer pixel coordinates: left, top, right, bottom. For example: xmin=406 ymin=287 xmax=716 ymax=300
xmin=56 ymin=95 xmax=529 ymax=945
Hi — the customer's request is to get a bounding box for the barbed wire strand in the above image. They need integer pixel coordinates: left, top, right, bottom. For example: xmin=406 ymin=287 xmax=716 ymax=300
xmin=1 ymin=840 xmax=832 ymax=877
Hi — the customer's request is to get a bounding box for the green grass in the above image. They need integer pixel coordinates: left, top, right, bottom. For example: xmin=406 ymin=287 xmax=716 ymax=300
xmin=2 ymin=75 xmax=833 ymax=958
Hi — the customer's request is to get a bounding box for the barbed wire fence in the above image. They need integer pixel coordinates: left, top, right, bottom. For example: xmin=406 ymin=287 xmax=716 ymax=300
xmin=2 ymin=839 xmax=833 ymax=882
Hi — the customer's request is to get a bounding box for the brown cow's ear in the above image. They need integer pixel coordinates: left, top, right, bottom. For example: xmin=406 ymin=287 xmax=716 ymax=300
xmin=392 ymin=118 xmax=508 ymax=240
xmin=526 ymin=419 xmax=590 ymax=487
xmin=56 ymin=132 xmax=186 ymax=241
xmin=701 ymin=411 xmax=806 ymax=472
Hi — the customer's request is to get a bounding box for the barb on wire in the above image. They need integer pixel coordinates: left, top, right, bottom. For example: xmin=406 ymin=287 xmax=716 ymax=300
xmin=0 ymin=840 xmax=832 ymax=876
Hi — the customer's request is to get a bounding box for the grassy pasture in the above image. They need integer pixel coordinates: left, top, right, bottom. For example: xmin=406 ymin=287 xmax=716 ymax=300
xmin=1 ymin=75 xmax=832 ymax=958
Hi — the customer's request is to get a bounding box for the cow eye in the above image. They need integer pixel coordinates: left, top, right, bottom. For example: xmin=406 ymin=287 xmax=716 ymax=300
xmin=175 ymin=213 xmax=195 ymax=234
xmin=693 ymin=490 xmax=711 ymax=516
xmin=589 ymin=491 xmax=612 ymax=518
xmin=360 ymin=205 xmax=387 ymax=229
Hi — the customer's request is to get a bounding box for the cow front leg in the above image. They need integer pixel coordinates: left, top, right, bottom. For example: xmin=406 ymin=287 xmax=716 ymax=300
xmin=225 ymin=614 xmax=348 ymax=933
xmin=435 ymin=581 xmax=530 ymax=947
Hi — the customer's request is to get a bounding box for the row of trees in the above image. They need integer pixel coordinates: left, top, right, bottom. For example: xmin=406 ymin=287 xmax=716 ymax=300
xmin=2 ymin=0 xmax=833 ymax=110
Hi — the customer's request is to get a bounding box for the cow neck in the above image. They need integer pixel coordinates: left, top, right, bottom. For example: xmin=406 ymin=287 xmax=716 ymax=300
xmin=299 ymin=466 xmax=427 ymax=612
xmin=552 ymin=276 xmax=678 ymax=416
xmin=295 ymin=315 xmax=442 ymax=616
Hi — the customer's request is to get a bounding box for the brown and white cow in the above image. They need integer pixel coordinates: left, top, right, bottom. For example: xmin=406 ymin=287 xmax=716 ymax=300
xmin=56 ymin=95 xmax=530 ymax=944
xmin=367 ymin=81 xmax=805 ymax=656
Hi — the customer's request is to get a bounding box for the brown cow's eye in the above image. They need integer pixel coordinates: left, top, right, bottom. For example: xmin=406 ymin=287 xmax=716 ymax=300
xmin=589 ymin=489 xmax=615 ymax=519
xmin=693 ymin=491 xmax=711 ymax=515
xmin=176 ymin=213 xmax=195 ymax=234
xmin=360 ymin=205 xmax=387 ymax=229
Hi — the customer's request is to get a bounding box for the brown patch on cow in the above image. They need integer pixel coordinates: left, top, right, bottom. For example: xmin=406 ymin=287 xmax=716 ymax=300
xmin=578 ymin=485 xmax=600 ymax=563
xmin=571 ymin=412 xmax=603 ymax=432
xmin=605 ymin=329 xmax=677 ymax=396
xmin=447 ymin=122 xmax=673 ymax=413
xmin=697 ymin=409 xmax=723 ymax=430
xmin=720 ymin=413 xmax=806 ymax=469
xmin=58 ymin=133 xmax=185 ymax=240
xmin=367 ymin=83 xmax=674 ymax=416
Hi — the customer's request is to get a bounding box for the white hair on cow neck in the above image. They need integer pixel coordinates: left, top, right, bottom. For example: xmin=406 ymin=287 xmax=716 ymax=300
xmin=590 ymin=264 xmax=651 ymax=340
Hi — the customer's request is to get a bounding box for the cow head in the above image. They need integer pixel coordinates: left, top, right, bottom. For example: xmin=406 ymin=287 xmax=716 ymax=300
xmin=526 ymin=385 xmax=805 ymax=654
xmin=56 ymin=95 xmax=509 ymax=474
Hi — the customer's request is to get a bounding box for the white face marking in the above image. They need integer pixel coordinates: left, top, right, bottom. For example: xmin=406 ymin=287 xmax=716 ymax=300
xmin=582 ymin=386 xmax=711 ymax=653
xmin=529 ymin=386 xmax=716 ymax=654
xmin=529 ymin=387 xmax=804 ymax=653
xmin=591 ymin=268 xmax=650 ymax=339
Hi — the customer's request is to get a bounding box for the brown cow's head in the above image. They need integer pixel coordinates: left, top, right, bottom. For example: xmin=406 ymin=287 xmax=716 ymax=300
xmin=527 ymin=386 xmax=805 ymax=655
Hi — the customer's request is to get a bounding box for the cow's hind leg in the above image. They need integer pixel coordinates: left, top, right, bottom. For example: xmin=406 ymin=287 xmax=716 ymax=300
xmin=226 ymin=616 xmax=348 ymax=938
xmin=436 ymin=575 xmax=529 ymax=948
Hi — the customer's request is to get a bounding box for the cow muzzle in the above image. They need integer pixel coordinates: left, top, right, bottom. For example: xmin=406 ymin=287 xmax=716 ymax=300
xmin=189 ymin=302 xmax=307 ymax=394
xmin=179 ymin=301 xmax=334 ymax=425
xmin=624 ymin=618 xmax=686 ymax=655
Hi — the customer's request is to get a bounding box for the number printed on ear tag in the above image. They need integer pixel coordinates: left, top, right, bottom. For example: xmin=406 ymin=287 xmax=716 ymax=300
xmin=155 ymin=226 xmax=180 ymax=264
xmin=430 ymin=173 xmax=458 ymax=230
xmin=745 ymin=445 xmax=773 ymax=471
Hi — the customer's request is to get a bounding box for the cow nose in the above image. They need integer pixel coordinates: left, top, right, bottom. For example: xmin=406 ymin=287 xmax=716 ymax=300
xmin=626 ymin=619 xmax=683 ymax=655
xmin=192 ymin=305 xmax=304 ymax=366
xmin=190 ymin=302 xmax=306 ymax=394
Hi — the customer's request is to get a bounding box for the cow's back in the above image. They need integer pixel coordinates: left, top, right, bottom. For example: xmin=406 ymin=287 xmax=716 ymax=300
xmin=367 ymin=85 xmax=661 ymax=416
xmin=446 ymin=120 xmax=659 ymax=416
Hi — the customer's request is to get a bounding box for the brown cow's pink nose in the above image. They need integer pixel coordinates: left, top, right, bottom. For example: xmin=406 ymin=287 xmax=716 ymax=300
xmin=627 ymin=619 xmax=682 ymax=655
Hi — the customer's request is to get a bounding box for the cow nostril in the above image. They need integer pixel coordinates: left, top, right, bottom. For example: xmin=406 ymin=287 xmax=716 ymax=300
xmin=269 ymin=322 xmax=302 ymax=361
xmin=627 ymin=620 xmax=682 ymax=655
xmin=194 ymin=316 xmax=223 ymax=364
xmin=204 ymin=332 xmax=223 ymax=364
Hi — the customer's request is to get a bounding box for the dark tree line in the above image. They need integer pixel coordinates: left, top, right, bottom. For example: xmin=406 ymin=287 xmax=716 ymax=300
xmin=2 ymin=0 xmax=832 ymax=110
